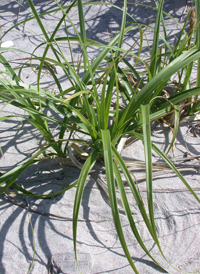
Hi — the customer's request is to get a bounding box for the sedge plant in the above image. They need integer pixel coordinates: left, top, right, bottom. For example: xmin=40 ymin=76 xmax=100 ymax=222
xmin=0 ymin=0 xmax=200 ymax=273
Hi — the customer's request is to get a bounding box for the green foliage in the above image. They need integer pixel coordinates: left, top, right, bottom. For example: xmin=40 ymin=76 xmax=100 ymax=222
xmin=0 ymin=0 xmax=200 ymax=273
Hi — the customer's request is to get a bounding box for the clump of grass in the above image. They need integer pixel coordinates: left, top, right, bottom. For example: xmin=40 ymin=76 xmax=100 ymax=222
xmin=0 ymin=0 xmax=200 ymax=273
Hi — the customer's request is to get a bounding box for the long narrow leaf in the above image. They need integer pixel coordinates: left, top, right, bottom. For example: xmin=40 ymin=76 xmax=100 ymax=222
xmin=141 ymin=104 xmax=163 ymax=255
xmin=73 ymin=150 xmax=99 ymax=271
xmin=101 ymin=130 xmax=139 ymax=274
xmin=132 ymin=132 xmax=200 ymax=203
xmin=149 ymin=0 xmax=164 ymax=79
xmin=141 ymin=104 xmax=155 ymax=228
xmin=113 ymin=161 xmax=167 ymax=272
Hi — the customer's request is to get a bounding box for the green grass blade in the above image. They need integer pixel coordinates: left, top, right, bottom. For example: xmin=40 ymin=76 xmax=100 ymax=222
xmin=31 ymin=0 xmax=77 ymax=91
xmin=153 ymin=144 xmax=200 ymax=203
xmin=111 ymin=143 xmax=170 ymax=260
xmin=154 ymin=0 xmax=167 ymax=64
xmin=77 ymin=0 xmax=87 ymax=71
xmin=149 ymin=0 xmax=164 ymax=79
xmin=196 ymin=0 xmax=200 ymax=85
xmin=101 ymin=129 xmax=139 ymax=274
xmin=141 ymin=104 xmax=158 ymax=240
xmin=170 ymin=7 xmax=191 ymax=60
xmin=192 ymin=0 xmax=200 ymax=112
xmin=73 ymin=150 xmax=99 ymax=272
xmin=111 ymin=145 xmax=154 ymax=236
xmin=27 ymin=0 xmax=77 ymax=89
xmin=115 ymin=0 xmax=127 ymax=60
xmin=132 ymin=132 xmax=200 ymax=204
xmin=0 ymin=53 xmax=20 ymax=84
xmin=113 ymin=161 xmax=167 ymax=272
xmin=110 ymin=53 xmax=120 ymax=133
xmin=99 ymin=69 xmax=110 ymax=129
xmin=26 ymin=0 xmax=50 ymax=43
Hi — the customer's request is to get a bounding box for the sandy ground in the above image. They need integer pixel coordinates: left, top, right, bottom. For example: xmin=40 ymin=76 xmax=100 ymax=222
xmin=0 ymin=0 xmax=200 ymax=273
